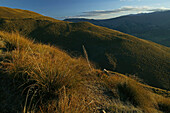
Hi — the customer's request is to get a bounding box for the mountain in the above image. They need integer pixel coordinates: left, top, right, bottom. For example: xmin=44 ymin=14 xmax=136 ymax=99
xmin=0 ymin=7 xmax=170 ymax=90
xmin=1 ymin=31 xmax=170 ymax=113
xmin=65 ymin=11 xmax=170 ymax=47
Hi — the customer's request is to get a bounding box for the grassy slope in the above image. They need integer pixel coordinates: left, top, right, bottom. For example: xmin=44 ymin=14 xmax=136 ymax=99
xmin=0 ymin=31 xmax=94 ymax=113
xmin=0 ymin=7 xmax=62 ymax=22
xmin=65 ymin=11 xmax=170 ymax=47
xmin=0 ymin=7 xmax=42 ymax=18
xmin=0 ymin=7 xmax=169 ymax=90
xmin=0 ymin=31 xmax=170 ymax=113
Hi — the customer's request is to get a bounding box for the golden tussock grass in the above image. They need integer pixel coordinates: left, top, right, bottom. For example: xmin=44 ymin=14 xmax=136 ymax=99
xmin=0 ymin=31 xmax=96 ymax=113
xmin=102 ymin=73 xmax=170 ymax=113
xmin=0 ymin=31 xmax=169 ymax=113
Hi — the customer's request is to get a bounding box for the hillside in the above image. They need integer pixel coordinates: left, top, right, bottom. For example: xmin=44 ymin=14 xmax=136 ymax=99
xmin=0 ymin=7 xmax=170 ymax=90
xmin=65 ymin=11 xmax=170 ymax=47
xmin=0 ymin=7 xmax=63 ymax=22
xmin=0 ymin=31 xmax=170 ymax=113
xmin=0 ymin=7 xmax=42 ymax=19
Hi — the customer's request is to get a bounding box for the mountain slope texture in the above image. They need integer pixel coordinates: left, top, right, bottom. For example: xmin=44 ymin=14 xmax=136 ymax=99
xmin=65 ymin=10 xmax=170 ymax=47
xmin=0 ymin=7 xmax=169 ymax=90
xmin=0 ymin=7 xmax=170 ymax=113
xmin=0 ymin=31 xmax=170 ymax=113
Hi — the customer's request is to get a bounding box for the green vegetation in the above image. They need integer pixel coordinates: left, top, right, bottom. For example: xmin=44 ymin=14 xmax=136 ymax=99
xmin=0 ymin=31 xmax=169 ymax=113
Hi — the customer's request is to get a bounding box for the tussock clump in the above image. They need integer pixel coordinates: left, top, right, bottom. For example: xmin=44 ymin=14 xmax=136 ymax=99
xmin=117 ymin=80 xmax=157 ymax=111
xmin=102 ymin=74 xmax=170 ymax=113
xmin=0 ymin=31 xmax=169 ymax=113
xmin=0 ymin=31 xmax=94 ymax=113
xmin=157 ymin=96 xmax=170 ymax=113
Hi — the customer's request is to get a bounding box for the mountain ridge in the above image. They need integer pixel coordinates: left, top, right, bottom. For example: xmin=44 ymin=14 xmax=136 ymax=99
xmin=0 ymin=7 xmax=169 ymax=90
xmin=0 ymin=6 xmax=170 ymax=113
xmin=65 ymin=10 xmax=170 ymax=47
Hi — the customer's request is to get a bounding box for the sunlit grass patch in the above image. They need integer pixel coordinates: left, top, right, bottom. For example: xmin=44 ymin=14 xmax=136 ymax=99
xmin=0 ymin=31 xmax=94 ymax=112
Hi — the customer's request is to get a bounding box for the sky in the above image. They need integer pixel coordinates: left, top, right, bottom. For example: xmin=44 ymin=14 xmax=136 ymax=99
xmin=0 ymin=0 xmax=170 ymax=20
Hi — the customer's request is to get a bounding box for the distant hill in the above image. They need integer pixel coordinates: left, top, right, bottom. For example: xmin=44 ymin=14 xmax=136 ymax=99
xmin=65 ymin=11 xmax=170 ymax=47
xmin=0 ymin=7 xmax=170 ymax=90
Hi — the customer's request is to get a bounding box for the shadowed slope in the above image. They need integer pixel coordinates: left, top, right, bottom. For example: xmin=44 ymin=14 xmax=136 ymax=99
xmin=65 ymin=11 xmax=170 ymax=47
xmin=0 ymin=31 xmax=170 ymax=113
xmin=0 ymin=7 xmax=169 ymax=90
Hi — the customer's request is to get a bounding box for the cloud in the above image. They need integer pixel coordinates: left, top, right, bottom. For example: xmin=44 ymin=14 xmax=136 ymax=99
xmin=63 ymin=6 xmax=170 ymax=19
xmin=82 ymin=6 xmax=170 ymax=16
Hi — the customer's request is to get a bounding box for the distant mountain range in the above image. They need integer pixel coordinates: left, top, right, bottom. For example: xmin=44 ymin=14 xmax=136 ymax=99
xmin=65 ymin=11 xmax=170 ymax=47
xmin=0 ymin=7 xmax=169 ymax=90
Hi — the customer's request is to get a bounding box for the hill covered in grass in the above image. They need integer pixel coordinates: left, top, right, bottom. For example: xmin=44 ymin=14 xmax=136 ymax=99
xmin=0 ymin=7 xmax=170 ymax=90
xmin=0 ymin=7 xmax=42 ymax=19
xmin=0 ymin=31 xmax=170 ymax=113
xmin=65 ymin=11 xmax=170 ymax=47
xmin=0 ymin=7 xmax=62 ymax=22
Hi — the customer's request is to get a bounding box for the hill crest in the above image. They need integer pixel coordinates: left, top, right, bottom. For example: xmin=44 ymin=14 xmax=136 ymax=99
xmin=65 ymin=10 xmax=170 ymax=47
xmin=0 ymin=7 xmax=169 ymax=90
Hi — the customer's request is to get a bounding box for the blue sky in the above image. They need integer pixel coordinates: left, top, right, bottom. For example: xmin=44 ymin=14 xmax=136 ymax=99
xmin=0 ymin=0 xmax=170 ymax=19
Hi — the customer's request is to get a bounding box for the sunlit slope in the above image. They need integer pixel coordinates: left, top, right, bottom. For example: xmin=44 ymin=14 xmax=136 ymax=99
xmin=0 ymin=6 xmax=63 ymax=22
xmin=0 ymin=7 xmax=169 ymax=90
xmin=0 ymin=7 xmax=43 ymax=18
xmin=0 ymin=31 xmax=170 ymax=113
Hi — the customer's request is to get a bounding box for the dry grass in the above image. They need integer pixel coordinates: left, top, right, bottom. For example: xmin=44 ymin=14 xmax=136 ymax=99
xmin=0 ymin=7 xmax=170 ymax=90
xmin=101 ymin=73 xmax=170 ymax=113
xmin=0 ymin=31 xmax=95 ymax=113
xmin=0 ymin=31 xmax=169 ymax=113
xmin=0 ymin=6 xmax=63 ymax=22
xmin=156 ymin=95 xmax=170 ymax=113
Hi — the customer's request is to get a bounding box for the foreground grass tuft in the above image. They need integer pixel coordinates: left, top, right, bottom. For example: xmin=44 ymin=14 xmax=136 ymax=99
xmin=0 ymin=31 xmax=95 ymax=112
xmin=101 ymin=73 xmax=170 ymax=113
xmin=0 ymin=31 xmax=169 ymax=113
